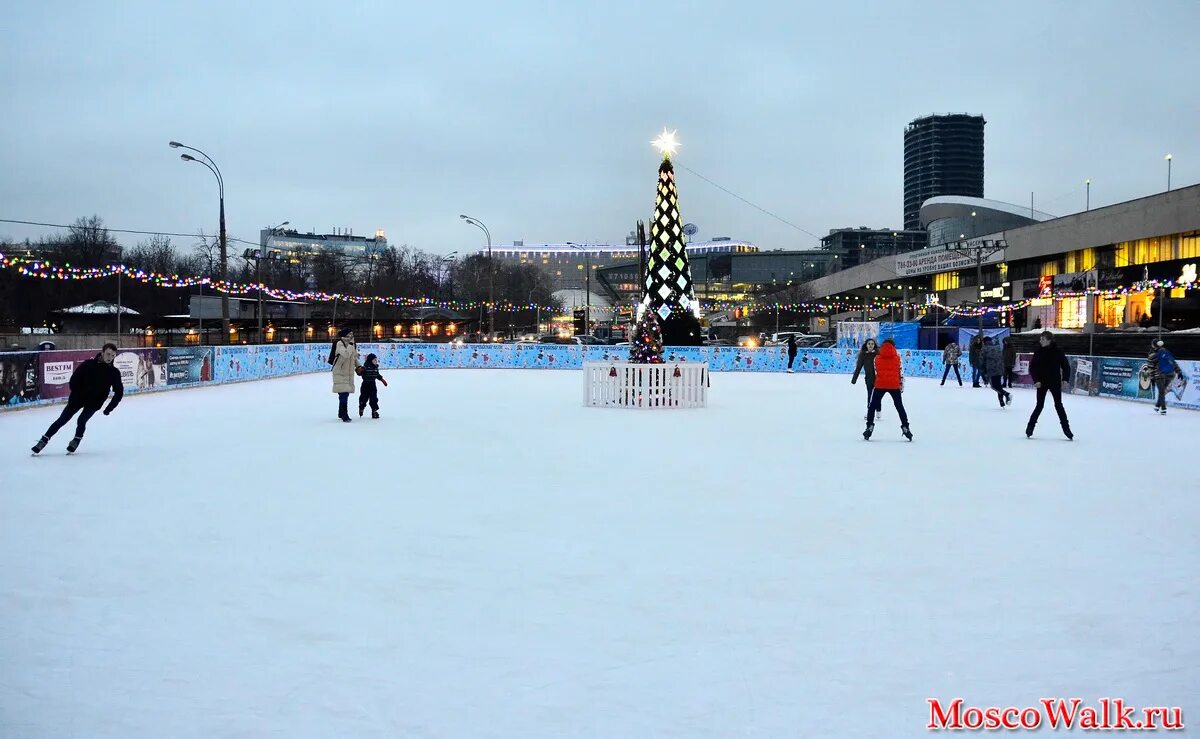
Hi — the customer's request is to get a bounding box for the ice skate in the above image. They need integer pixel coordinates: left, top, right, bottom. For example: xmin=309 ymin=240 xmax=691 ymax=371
xmin=863 ymin=423 xmax=874 ymax=441
xmin=372 ymin=411 xmax=379 ymax=419
xmin=901 ymin=425 xmax=913 ymax=441
xmin=31 ymin=436 xmax=49 ymax=455
xmin=66 ymin=436 xmax=82 ymax=454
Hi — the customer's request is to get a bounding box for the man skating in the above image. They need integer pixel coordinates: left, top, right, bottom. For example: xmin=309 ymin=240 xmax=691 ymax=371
xmin=1025 ymin=331 xmax=1073 ymax=440
xmin=1147 ymin=339 xmax=1181 ymax=415
xmin=32 ymin=343 xmax=123 ymax=454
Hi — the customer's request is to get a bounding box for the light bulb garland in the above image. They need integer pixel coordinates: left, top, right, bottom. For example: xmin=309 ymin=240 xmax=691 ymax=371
xmin=4 ymin=250 xmax=1194 ymax=320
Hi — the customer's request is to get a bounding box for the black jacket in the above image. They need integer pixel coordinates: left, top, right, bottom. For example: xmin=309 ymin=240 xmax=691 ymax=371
xmin=1028 ymin=344 xmax=1071 ymax=386
xmin=360 ymin=364 xmax=384 ymax=385
xmin=1002 ymin=342 xmax=1016 ymax=369
xmin=968 ymin=339 xmax=983 ymax=367
xmin=69 ymin=355 xmax=124 ymax=411
xmin=851 ymin=348 xmax=877 ymax=384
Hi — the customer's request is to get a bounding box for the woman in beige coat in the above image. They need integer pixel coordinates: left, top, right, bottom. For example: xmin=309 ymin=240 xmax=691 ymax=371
xmin=330 ymin=328 xmax=361 ymax=422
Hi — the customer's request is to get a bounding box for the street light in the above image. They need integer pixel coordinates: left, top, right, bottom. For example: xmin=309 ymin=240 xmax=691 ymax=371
xmin=172 ymin=141 xmax=229 ymax=339
xmin=1086 ymin=179 xmax=1091 ymax=211
xmin=257 ymin=221 xmax=289 ymax=341
xmin=1165 ymin=154 xmax=1173 ymax=191
xmin=566 ymin=242 xmax=591 ymax=337
xmin=459 ymin=215 xmax=493 ymax=339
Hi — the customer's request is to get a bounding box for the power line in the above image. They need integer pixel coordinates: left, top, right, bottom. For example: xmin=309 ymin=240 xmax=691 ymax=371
xmin=676 ymin=165 xmax=823 ymax=242
xmin=0 ymin=218 xmax=262 ymax=248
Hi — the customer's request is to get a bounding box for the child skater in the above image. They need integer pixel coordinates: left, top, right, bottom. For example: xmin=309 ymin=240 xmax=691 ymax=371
xmin=358 ymin=353 xmax=388 ymax=418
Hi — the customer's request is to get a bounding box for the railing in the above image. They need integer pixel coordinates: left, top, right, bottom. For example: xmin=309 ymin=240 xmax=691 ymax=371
xmin=2 ymin=343 xmax=1197 ymax=412
xmin=583 ymin=362 xmax=708 ymax=408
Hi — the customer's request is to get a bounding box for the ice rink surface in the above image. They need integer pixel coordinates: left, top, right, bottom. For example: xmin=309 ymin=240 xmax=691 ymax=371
xmin=2 ymin=370 xmax=1197 ymax=737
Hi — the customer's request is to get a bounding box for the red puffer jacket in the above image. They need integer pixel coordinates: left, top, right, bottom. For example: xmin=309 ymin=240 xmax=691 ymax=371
xmin=873 ymin=341 xmax=903 ymax=390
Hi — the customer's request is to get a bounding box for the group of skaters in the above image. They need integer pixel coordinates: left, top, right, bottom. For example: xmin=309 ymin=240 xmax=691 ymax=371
xmin=29 ymin=330 xmax=390 ymax=454
xmin=23 ymin=329 xmax=1188 ymax=453
xmin=328 ymin=328 xmax=388 ymax=422
xmin=849 ymin=331 xmax=1076 ymax=441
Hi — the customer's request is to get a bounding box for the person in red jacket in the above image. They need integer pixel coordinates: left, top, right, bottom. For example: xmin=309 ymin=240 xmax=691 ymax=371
xmin=864 ymin=339 xmax=912 ymax=441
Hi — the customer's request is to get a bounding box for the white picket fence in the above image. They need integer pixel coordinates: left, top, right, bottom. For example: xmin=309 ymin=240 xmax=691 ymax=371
xmin=583 ymin=361 xmax=708 ymax=408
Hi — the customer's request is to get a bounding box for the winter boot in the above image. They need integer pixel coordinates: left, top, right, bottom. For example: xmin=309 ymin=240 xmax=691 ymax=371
xmin=901 ymin=425 xmax=913 ymax=441
xmin=863 ymin=423 xmax=874 ymax=441
xmin=31 ymin=436 xmax=49 ymax=454
xmin=66 ymin=436 xmax=82 ymax=454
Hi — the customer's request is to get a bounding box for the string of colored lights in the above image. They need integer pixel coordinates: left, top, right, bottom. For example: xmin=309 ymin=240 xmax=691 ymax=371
xmin=4 ymin=250 xmax=1195 ymax=319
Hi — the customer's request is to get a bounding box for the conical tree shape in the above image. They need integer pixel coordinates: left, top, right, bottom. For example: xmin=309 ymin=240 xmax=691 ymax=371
xmin=628 ymin=306 xmax=664 ymax=364
xmin=641 ymin=155 xmax=703 ymax=346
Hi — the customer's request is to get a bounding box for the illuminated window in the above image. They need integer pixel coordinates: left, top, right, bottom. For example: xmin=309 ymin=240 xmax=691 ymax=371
xmin=1180 ymin=232 xmax=1200 ymax=259
xmin=932 ymin=271 xmax=960 ymax=291
xmin=1057 ymin=297 xmax=1087 ymax=328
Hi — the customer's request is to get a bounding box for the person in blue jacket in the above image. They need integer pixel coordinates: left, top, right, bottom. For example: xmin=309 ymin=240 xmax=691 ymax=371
xmin=1148 ymin=339 xmax=1182 ymax=415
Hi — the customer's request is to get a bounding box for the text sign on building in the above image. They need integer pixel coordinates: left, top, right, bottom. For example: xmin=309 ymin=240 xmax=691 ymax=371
xmin=894 ymin=240 xmax=1005 ymax=278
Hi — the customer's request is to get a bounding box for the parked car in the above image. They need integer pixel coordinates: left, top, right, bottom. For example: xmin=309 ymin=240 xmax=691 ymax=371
xmin=575 ymin=335 xmax=608 ymax=345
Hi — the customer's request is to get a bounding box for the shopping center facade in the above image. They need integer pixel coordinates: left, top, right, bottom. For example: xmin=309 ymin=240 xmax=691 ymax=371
xmin=797 ymin=184 xmax=1200 ymax=331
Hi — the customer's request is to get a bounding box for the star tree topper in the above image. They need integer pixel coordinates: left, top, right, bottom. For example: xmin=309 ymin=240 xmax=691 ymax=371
xmin=651 ymin=128 xmax=680 ymax=159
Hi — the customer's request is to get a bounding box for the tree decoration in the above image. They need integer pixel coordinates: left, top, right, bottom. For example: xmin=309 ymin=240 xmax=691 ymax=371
xmin=641 ymin=128 xmax=703 ymax=346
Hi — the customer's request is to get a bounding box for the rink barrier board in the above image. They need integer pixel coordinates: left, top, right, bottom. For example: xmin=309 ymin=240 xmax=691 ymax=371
xmin=3 ymin=343 xmax=1197 ymax=411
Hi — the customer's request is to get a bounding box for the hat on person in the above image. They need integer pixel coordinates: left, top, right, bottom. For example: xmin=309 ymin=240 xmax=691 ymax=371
xmin=338 ymin=328 xmax=353 ymax=338
xmin=1154 ymin=339 xmax=1165 ymax=348
xmin=1040 ymin=331 xmax=1054 ymax=340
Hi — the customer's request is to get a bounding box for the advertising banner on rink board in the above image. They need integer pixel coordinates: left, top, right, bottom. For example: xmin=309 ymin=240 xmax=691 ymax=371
xmin=167 ymin=347 xmax=215 ymax=385
xmin=39 ymin=348 xmax=167 ymax=399
xmin=2 ymin=351 xmax=42 ymax=407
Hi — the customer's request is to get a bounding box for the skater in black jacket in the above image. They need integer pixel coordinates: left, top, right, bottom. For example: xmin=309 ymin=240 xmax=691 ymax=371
xmin=32 ymin=343 xmax=123 ymax=454
xmin=357 ymin=353 xmax=388 ymax=418
xmin=981 ymin=336 xmax=1013 ymax=407
xmin=851 ymin=338 xmax=880 ymax=419
xmin=1025 ymin=331 xmax=1073 ymax=440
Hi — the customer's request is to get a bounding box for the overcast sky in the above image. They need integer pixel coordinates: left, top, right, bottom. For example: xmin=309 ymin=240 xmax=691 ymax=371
xmin=2 ymin=0 xmax=1197 ymax=256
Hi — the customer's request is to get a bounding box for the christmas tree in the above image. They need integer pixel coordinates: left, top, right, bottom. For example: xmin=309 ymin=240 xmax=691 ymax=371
xmin=628 ymin=306 xmax=664 ymax=364
xmin=641 ymin=129 xmax=703 ymax=346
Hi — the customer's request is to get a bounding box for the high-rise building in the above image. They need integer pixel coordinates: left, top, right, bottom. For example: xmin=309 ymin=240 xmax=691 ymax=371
xmin=903 ymin=114 xmax=985 ymax=230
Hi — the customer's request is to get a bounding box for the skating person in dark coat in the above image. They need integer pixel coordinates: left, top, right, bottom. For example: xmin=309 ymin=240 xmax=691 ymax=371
xmin=863 ymin=339 xmax=911 ymax=441
xmin=1002 ymin=336 xmax=1017 ymax=388
xmin=1025 ymin=331 xmax=1073 ymax=440
xmin=357 ymin=353 xmax=388 ymax=418
xmin=851 ymin=338 xmax=880 ymax=419
xmin=968 ymin=334 xmax=984 ymax=387
xmin=31 ymin=343 xmax=123 ymax=454
xmin=786 ymin=335 xmax=798 ymax=373
xmin=941 ymin=341 xmax=963 ymax=386
xmin=981 ymin=336 xmax=1013 ymax=408
xmin=1147 ymin=339 xmax=1181 ymax=415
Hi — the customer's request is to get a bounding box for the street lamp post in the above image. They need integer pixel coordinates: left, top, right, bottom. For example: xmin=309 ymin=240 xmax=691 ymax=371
xmin=1165 ymin=154 xmax=1173 ymax=191
xmin=1086 ymin=179 xmax=1091 ymax=211
xmin=567 ymin=242 xmax=591 ymax=337
xmin=171 ymin=141 xmax=229 ymax=341
xmin=459 ymin=215 xmax=493 ymax=339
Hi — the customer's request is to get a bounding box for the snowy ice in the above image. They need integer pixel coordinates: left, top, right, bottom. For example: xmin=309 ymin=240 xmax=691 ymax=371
xmin=2 ymin=370 xmax=1197 ymax=737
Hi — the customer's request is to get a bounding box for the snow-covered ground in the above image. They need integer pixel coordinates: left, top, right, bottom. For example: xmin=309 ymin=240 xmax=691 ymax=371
xmin=2 ymin=371 xmax=1197 ymax=738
